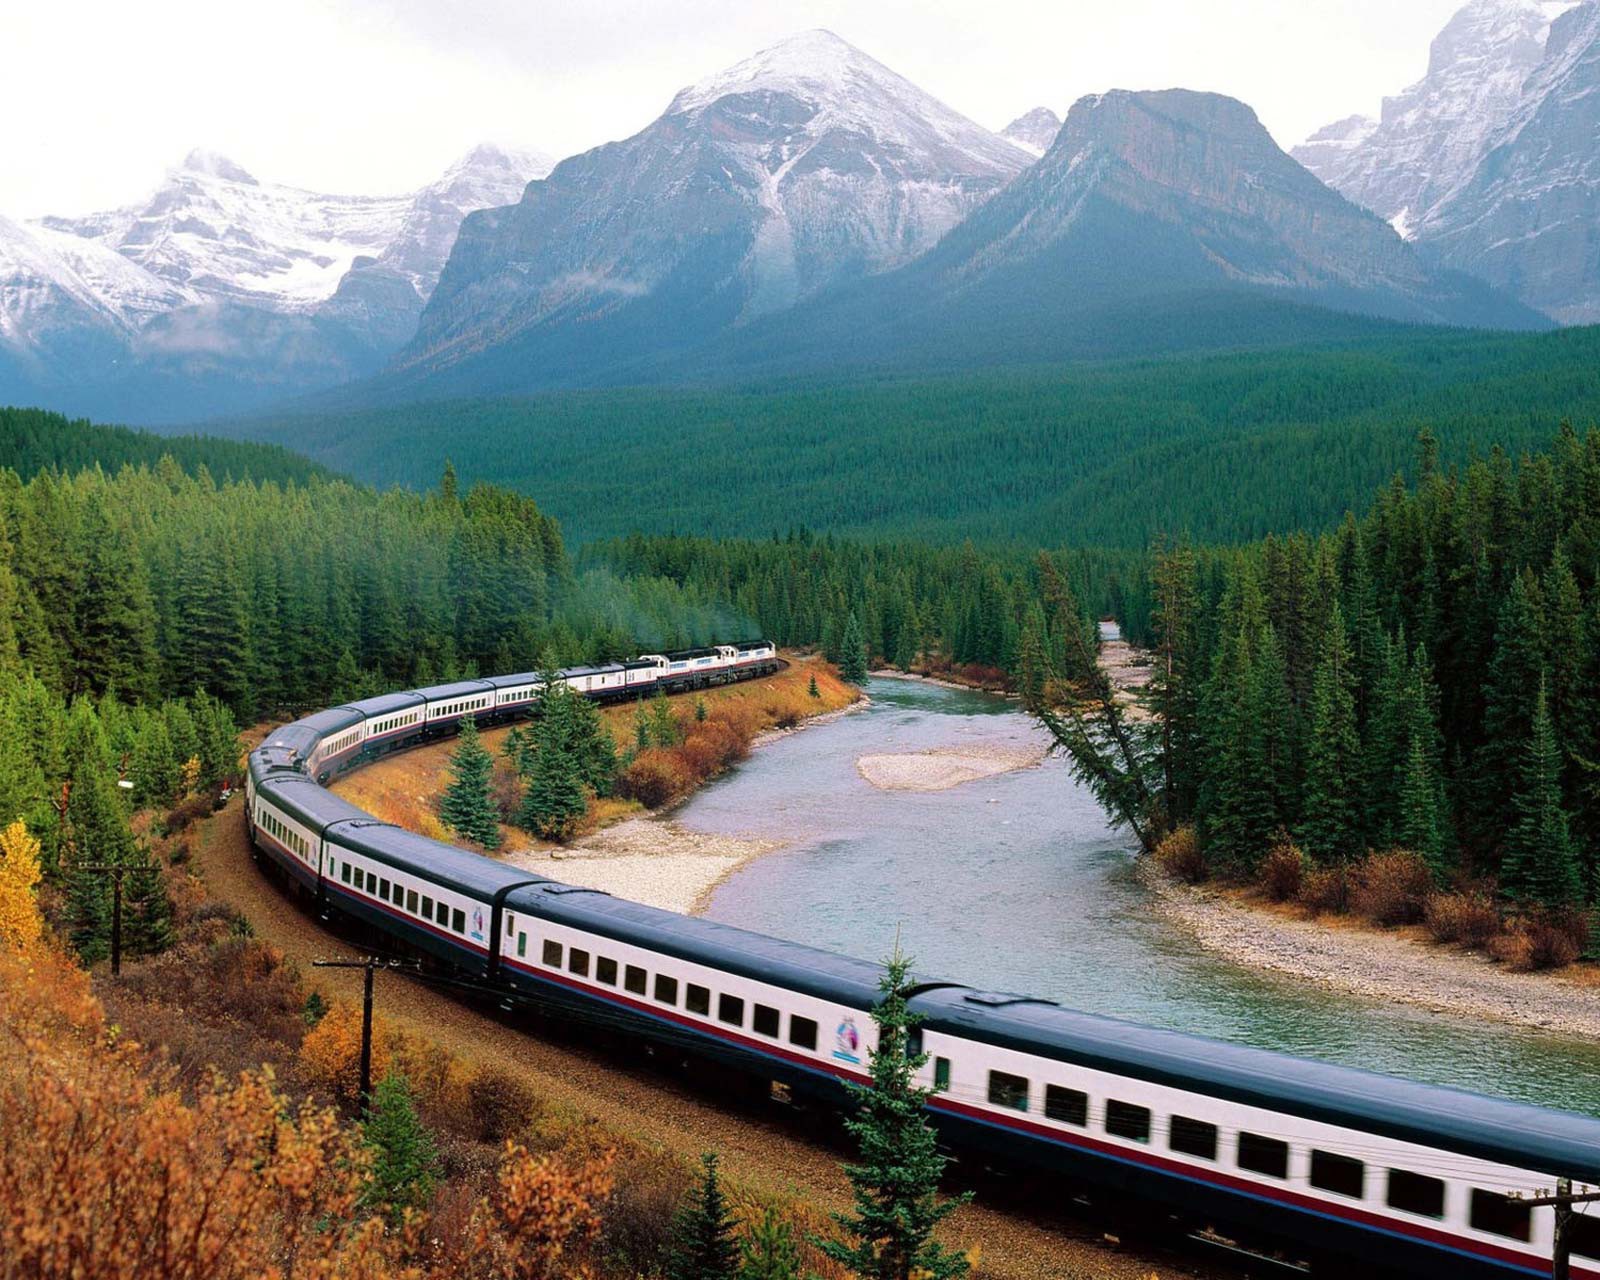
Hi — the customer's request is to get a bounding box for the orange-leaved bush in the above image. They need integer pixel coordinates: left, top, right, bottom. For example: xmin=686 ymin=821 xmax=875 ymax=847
xmin=0 ymin=820 xmax=43 ymax=952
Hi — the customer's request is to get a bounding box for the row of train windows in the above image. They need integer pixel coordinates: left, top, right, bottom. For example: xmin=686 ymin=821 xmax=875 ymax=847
xmin=371 ymin=711 xmax=421 ymax=736
xmin=320 ymin=729 xmax=361 ymax=759
xmin=337 ymin=861 xmax=467 ymax=936
xmin=532 ymin=940 xmax=819 ymax=1051
xmin=258 ymin=808 xmax=309 ymax=858
xmin=435 ymin=696 xmax=489 ymax=718
xmin=977 ymin=1067 xmax=1583 ymax=1245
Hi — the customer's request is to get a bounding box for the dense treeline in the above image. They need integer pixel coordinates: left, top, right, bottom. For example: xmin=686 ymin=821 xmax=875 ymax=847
xmin=1045 ymin=425 xmax=1600 ymax=921
xmin=1 ymin=405 xmax=330 ymax=486
xmin=0 ymin=457 xmax=778 ymax=722
xmin=590 ymin=533 xmax=1132 ymax=675
xmin=232 ymin=325 xmax=1600 ymax=547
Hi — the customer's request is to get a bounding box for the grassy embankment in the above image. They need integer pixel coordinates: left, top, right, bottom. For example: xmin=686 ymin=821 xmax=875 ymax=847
xmin=331 ymin=654 xmax=857 ymax=852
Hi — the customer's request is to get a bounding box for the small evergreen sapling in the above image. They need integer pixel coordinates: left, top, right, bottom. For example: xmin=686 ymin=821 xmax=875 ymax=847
xmin=739 ymin=1205 xmax=802 ymax=1280
xmin=667 ymin=1152 xmax=741 ymax=1280
xmin=360 ymin=1069 xmax=439 ymax=1219
xmin=439 ymin=720 xmax=501 ymax=848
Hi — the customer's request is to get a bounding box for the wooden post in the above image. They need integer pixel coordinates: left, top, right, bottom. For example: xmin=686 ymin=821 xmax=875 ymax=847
xmin=311 ymin=956 xmax=419 ymax=1117
xmin=1510 ymin=1178 xmax=1600 ymax=1279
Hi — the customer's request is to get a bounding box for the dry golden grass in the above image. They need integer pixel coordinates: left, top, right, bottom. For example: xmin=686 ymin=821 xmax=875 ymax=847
xmin=332 ymin=654 xmax=858 ymax=846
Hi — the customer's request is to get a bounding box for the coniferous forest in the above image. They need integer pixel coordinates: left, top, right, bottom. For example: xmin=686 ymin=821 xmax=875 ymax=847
xmin=1024 ymin=426 xmax=1600 ymax=952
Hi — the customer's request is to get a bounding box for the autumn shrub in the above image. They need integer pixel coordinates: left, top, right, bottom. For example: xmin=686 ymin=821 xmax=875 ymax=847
xmin=468 ymin=1064 xmax=541 ymax=1143
xmin=1153 ymin=825 xmax=1205 ymax=884
xmin=457 ymin=1142 xmax=614 ymax=1280
xmin=1424 ymin=891 xmax=1501 ymax=948
xmin=1492 ymin=910 xmax=1588 ymax=971
xmin=1258 ymin=835 xmax=1307 ymax=903
xmin=164 ymin=793 xmax=214 ymax=834
xmin=1350 ymin=850 xmax=1433 ymax=926
xmin=1298 ymin=864 xmax=1350 ymax=916
xmin=491 ymin=756 xmax=523 ymax=823
xmin=301 ymin=1003 xmax=393 ymax=1104
xmin=618 ymin=750 xmax=694 ymax=809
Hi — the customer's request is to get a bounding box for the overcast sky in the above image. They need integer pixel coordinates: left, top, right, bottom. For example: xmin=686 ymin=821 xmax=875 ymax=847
xmin=6 ymin=0 xmax=1467 ymax=218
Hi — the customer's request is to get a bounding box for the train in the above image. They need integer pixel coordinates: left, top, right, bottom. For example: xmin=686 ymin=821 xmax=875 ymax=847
xmin=245 ymin=641 xmax=1600 ymax=1279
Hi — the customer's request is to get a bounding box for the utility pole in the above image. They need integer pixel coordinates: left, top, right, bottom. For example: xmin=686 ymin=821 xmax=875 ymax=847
xmin=310 ymin=956 xmax=418 ymax=1115
xmin=78 ymin=862 xmax=127 ymax=976
xmin=1510 ymin=1179 xmax=1600 ymax=1280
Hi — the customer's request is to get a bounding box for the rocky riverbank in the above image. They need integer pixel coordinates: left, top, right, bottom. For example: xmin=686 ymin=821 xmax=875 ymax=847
xmin=1142 ymin=861 xmax=1600 ymax=1040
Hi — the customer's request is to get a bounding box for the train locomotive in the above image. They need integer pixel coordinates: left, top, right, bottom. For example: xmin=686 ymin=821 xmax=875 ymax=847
xmin=246 ymin=640 xmax=1600 ymax=1279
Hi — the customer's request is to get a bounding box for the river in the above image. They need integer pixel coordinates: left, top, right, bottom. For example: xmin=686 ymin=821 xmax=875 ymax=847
xmin=684 ymin=675 xmax=1600 ymax=1116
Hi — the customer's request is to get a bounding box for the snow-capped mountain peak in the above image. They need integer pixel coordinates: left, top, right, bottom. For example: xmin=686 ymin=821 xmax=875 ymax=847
xmin=1293 ymin=0 xmax=1573 ymax=224
xmin=180 ymin=148 xmax=258 ymax=185
xmin=665 ymin=29 xmax=1029 ymax=172
xmin=402 ymin=30 xmax=1031 ymax=389
xmin=1001 ymin=107 xmax=1064 ymax=157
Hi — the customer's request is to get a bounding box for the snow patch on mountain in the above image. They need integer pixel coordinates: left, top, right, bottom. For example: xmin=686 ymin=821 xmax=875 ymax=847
xmin=1293 ymin=0 xmax=1575 ymax=224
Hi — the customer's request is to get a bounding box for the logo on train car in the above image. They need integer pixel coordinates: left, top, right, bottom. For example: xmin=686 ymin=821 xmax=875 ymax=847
xmin=471 ymin=907 xmax=485 ymax=941
xmin=833 ymin=1017 xmax=861 ymax=1064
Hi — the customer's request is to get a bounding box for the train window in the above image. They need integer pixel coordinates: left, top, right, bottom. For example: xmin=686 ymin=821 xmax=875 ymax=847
xmin=1237 ymin=1133 xmax=1289 ymax=1179
xmin=933 ymin=1057 xmax=951 ymax=1092
xmin=452 ymin=908 xmax=466 ymax=934
xmin=1106 ymin=1100 xmax=1151 ymax=1144
xmin=516 ymin=934 xmax=526 ymax=958
xmin=542 ymin=940 xmax=562 ymax=967
xmin=718 ymin=994 xmax=745 ymax=1026
xmin=1570 ymin=1211 xmax=1600 ymax=1260
xmin=421 ymin=894 xmax=433 ymax=918
xmin=1470 ymin=1189 xmax=1531 ymax=1241
xmin=654 ymin=975 xmax=678 ymax=1005
xmin=625 ymin=965 xmax=647 ymax=996
xmin=568 ymin=949 xmax=590 ymax=977
xmin=987 ymin=1071 xmax=1029 ymax=1112
xmin=789 ymin=1016 xmax=818 ymax=1050
xmin=1386 ymin=1170 xmax=1445 ymax=1219
xmin=1045 ymin=1086 xmax=1088 ymax=1127
xmin=1310 ymin=1151 xmax=1365 ymax=1199
xmin=341 ymin=862 xmax=351 ymax=884
xmin=752 ymin=1004 xmax=780 ymax=1037
xmin=379 ymin=878 xmax=391 ymax=902
xmin=597 ymin=957 xmax=618 ymax=986
xmin=686 ymin=984 xmax=711 ymax=1016
xmin=1169 ymin=1116 xmax=1218 ymax=1160
xmin=406 ymin=890 xmax=418 ymax=914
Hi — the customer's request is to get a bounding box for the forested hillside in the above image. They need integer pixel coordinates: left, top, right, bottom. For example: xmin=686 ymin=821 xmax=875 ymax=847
xmin=228 ymin=324 xmax=1600 ymax=546
xmin=1047 ymin=425 xmax=1600 ymax=938
xmin=0 ymin=405 xmax=330 ymax=485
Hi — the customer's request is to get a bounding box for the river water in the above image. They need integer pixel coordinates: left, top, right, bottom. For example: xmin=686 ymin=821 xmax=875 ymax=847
xmin=685 ymin=676 xmax=1600 ymax=1116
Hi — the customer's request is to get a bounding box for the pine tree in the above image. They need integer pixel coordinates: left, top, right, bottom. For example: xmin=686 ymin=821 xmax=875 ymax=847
xmin=807 ymin=674 xmax=820 ymax=700
xmin=838 ymin=612 xmax=868 ymax=684
xmin=816 ymin=949 xmax=971 ymax=1280
xmin=360 ymin=1070 xmax=439 ymax=1219
xmin=739 ymin=1206 xmax=802 ymax=1280
xmin=666 ymin=1153 xmax=740 ymax=1280
xmin=1397 ymin=729 xmax=1446 ymax=879
xmin=1501 ymin=681 xmax=1584 ymax=908
xmin=125 ymin=857 xmax=175 ymax=956
xmin=1302 ymin=604 xmax=1364 ymax=864
xmin=439 ymin=720 xmax=501 ymax=849
xmin=648 ymin=687 xmax=680 ymax=748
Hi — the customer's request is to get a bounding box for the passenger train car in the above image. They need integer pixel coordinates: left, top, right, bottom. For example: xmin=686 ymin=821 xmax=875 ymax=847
xmin=246 ymin=643 xmax=1600 ymax=1279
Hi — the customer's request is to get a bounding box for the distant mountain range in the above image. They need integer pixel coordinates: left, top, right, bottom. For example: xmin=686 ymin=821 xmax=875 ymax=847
xmin=1 ymin=144 xmax=548 ymax=420
xmin=2 ymin=4 xmax=1596 ymax=423
xmin=391 ymin=31 xmax=1031 ymax=394
xmin=1296 ymin=0 xmax=1600 ymax=324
